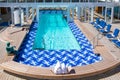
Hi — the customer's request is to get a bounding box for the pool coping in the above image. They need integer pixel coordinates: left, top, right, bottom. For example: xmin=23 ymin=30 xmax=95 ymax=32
xmin=0 ymin=52 xmax=120 ymax=79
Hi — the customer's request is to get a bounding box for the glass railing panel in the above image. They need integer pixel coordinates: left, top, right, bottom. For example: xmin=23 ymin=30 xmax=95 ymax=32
xmin=72 ymin=0 xmax=79 ymax=2
xmin=84 ymin=0 xmax=89 ymax=2
xmin=98 ymin=0 xmax=105 ymax=2
xmin=63 ymin=0 xmax=70 ymax=2
xmin=107 ymin=0 xmax=112 ymax=2
xmin=0 ymin=0 xmax=7 ymax=2
xmin=54 ymin=0 xmax=61 ymax=2
xmin=18 ymin=0 xmax=25 ymax=2
xmin=27 ymin=0 xmax=34 ymax=2
xmin=79 ymin=0 xmax=85 ymax=2
xmin=45 ymin=0 xmax=52 ymax=2
xmin=8 ymin=0 xmax=16 ymax=2
xmin=37 ymin=0 xmax=43 ymax=2
xmin=116 ymin=0 xmax=120 ymax=2
xmin=114 ymin=6 xmax=119 ymax=18
xmin=89 ymin=0 xmax=97 ymax=2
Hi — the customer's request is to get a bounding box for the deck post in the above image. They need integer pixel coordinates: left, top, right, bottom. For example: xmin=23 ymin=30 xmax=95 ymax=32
xmin=110 ymin=7 xmax=114 ymax=23
xmin=11 ymin=7 xmax=14 ymax=25
xmin=91 ymin=7 xmax=94 ymax=22
xmin=84 ymin=7 xmax=87 ymax=22
xmin=105 ymin=6 xmax=107 ymax=22
xmin=32 ymin=7 xmax=34 ymax=21
xmin=87 ymin=7 xmax=91 ymax=22
xmin=19 ymin=7 xmax=22 ymax=26
xmin=20 ymin=7 xmax=24 ymax=26
xmin=77 ymin=6 xmax=80 ymax=20
xmin=26 ymin=7 xmax=29 ymax=22
xmin=72 ymin=7 xmax=74 ymax=21
xmin=67 ymin=7 xmax=70 ymax=22
xmin=36 ymin=7 xmax=39 ymax=23
xmin=80 ymin=7 xmax=84 ymax=21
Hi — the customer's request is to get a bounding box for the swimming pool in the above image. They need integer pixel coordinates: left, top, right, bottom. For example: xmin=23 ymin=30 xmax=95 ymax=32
xmin=33 ymin=14 xmax=80 ymax=50
xmin=14 ymin=10 xmax=102 ymax=67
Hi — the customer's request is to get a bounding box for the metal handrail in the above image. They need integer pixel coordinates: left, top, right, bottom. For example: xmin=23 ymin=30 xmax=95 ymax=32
xmin=90 ymin=32 xmax=100 ymax=49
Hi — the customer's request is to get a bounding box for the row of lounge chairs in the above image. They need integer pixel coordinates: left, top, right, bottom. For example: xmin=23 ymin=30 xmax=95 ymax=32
xmin=91 ymin=18 xmax=120 ymax=48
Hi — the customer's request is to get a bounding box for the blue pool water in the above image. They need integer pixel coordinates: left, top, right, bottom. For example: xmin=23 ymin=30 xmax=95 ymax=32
xmin=14 ymin=10 xmax=102 ymax=67
xmin=33 ymin=14 xmax=80 ymax=50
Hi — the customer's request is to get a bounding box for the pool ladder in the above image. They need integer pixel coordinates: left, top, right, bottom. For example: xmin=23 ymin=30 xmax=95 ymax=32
xmin=90 ymin=32 xmax=103 ymax=49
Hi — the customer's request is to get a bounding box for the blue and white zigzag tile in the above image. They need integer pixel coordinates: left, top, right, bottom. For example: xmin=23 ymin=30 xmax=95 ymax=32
xmin=14 ymin=21 xmax=102 ymax=67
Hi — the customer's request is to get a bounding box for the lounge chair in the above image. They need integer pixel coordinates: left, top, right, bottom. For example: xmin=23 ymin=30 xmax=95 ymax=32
xmin=99 ymin=24 xmax=111 ymax=35
xmin=91 ymin=18 xmax=100 ymax=25
xmin=111 ymin=38 xmax=120 ymax=48
xmin=95 ymin=20 xmax=106 ymax=30
xmin=114 ymin=41 xmax=120 ymax=48
xmin=106 ymin=28 xmax=119 ymax=39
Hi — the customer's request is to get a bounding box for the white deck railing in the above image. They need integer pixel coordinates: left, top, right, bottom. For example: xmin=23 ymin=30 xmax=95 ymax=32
xmin=0 ymin=2 xmax=119 ymax=7
xmin=0 ymin=0 xmax=120 ymax=7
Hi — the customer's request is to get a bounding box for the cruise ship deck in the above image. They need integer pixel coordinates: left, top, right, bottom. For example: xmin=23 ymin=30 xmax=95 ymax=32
xmin=0 ymin=0 xmax=120 ymax=80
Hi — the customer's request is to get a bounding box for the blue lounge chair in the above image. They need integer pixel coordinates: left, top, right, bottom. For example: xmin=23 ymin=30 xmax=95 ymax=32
xmin=99 ymin=24 xmax=111 ymax=34
xmin=95 ymin=20 xmax=106 ymax=30
xmin=112 ymin=39 xmax=118 ymax=43
xmin=91 ymin=18 xmax=100 ymax=25
xmin=106 ymin=28 xmax=119 ymax=39
xmin=115 ymin=41 xmax=120 ymax=48
xmin=112 ymin=39 xmax=120 ymax=48
xmin=94 ymin=20 xmax=101 ymax=27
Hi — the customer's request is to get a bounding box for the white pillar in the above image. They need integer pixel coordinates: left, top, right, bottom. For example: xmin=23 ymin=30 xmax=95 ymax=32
xmin=19 ymin=7 xmax=22 ymax=26
xmin=81 ymin=7 xmax=84 ymax=17
xmin=84 ymin=7 xmax=87 ymax=22
xmin=19 ymin=7 xmax=24 ymax=26
xmin=26 ymin=7 xmax=29 ymax=22
xmin=72 ymin=7 xmax=74 ymax=20
xmin=77 ymin=6 xmax=80 ymax=20
xmin=36 ymin=7 xmax=39 ymax=23
xmin=32 ymin=7 xmax=34 ymax=21
xmin=67 ymin=7 xmax=70 ymax=22
xmin=105 ymin=6 xmax=107 ymax=22
xmin=110 ymin=7 xmax=114 ymax=23
xmin=91 ymin=7 xmax=94 ymax=22
xmin=11 ymin=7 xmax=14 ymax=25
xmin=21 ymin=9 xmax=24 ymax=26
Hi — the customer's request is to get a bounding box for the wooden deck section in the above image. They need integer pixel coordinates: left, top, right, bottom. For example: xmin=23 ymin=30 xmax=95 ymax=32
xmin=0 ymin=20 xmax=120 ymax=80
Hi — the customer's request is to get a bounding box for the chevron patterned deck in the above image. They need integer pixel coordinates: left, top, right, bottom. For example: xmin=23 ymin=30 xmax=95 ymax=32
xmin=14 ymin=21 xmax=102 ymax=67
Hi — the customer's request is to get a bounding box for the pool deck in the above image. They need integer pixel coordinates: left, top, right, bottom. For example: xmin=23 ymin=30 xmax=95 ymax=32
xmin=0 ymin=19 xmax=120 ymax=80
